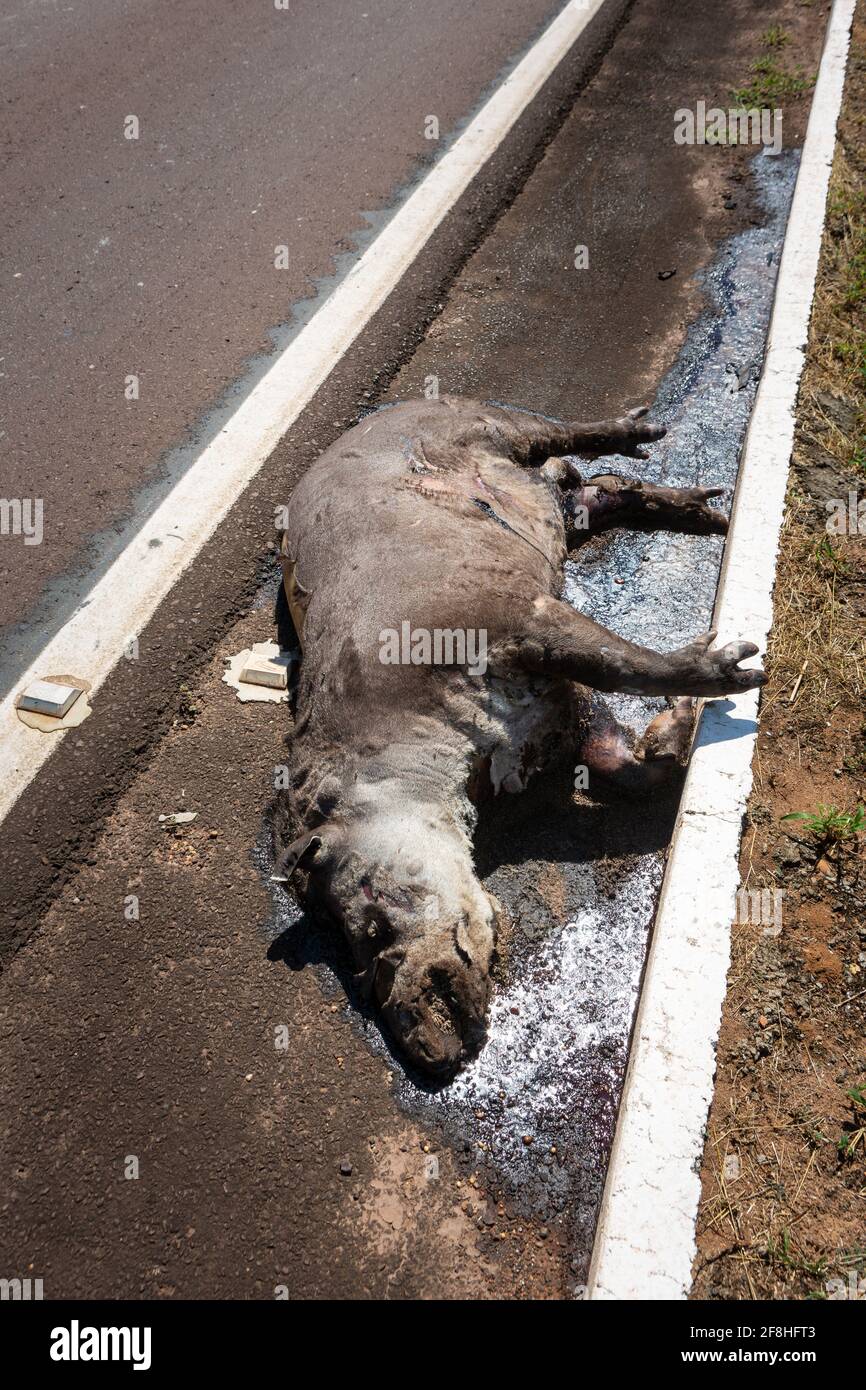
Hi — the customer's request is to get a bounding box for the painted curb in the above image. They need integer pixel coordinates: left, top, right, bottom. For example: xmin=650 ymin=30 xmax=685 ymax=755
xmin=587 ymin=0 xmax=857 ymax=1301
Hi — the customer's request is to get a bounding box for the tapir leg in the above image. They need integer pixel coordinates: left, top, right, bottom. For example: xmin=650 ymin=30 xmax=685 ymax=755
xmin=579 ymin=695 xmax=695 ymax=794
xmin=494 ymin=594 xmax=766 ymax=699
xmin=488 ymin=403 xmax=666 ymax=465
xmin=563 ymin=473 xmax=728 ymax=542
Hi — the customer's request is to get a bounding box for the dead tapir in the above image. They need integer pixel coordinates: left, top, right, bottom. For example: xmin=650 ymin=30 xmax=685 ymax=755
xmin=274 ymin=396 xmax=764 ymax=1076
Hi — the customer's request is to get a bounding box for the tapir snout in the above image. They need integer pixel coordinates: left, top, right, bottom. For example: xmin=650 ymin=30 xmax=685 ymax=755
xmin=286 ymin=812 xmax=497 ymax=1075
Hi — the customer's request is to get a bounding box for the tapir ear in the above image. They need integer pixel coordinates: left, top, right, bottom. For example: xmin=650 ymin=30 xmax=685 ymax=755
xmin=272 ymin=831 xmax=324 ymax=882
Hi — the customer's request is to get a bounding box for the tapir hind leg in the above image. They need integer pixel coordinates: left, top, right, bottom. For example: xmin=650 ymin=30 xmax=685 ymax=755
xmin=579 ymin=695 xmax=695 ymax=794
xmin=562 ymin=472 xmax=728 ymax=544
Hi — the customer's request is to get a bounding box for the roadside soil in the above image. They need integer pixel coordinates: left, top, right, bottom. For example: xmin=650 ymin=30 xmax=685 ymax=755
xmin=693 ymin=0 xmax=866 ymax=1302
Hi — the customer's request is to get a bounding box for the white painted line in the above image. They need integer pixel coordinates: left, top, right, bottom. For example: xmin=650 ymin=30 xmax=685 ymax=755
xmin=0 ymin=0 xmax=609 ymax=827
xmin=587 ymin=0 xmax=857 ymax=1301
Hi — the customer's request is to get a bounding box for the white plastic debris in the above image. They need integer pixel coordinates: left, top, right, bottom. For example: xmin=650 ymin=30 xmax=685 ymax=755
xmin=159 ymin=811 xmax=198 ymax=826
xmin=18 ymin=679 xmax=83 ymax=718
xmin=240 ymin=652 xmax=290 ymax=690
xmin=14 ymin=673 xmax=92 ymax=732
xmin=224 ymin=640 xmax=293 ymax=703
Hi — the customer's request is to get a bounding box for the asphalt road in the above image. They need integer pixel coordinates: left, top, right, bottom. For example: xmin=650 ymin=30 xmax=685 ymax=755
xmin=0 ymin=0 xmax=565 ymax=646
xmin=0 ymin=0 xmax=828 ymax=1300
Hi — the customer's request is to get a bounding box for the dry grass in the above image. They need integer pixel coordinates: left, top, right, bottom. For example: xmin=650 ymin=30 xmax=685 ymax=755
xmin=799 ymin=140 xmax=866 ymax=447
xmin=767 ymin=500 xmax=866 ymax=719
xmin=698 ymin=1019 xmax=866 ymax=1298
xmin=764 ymin=95 xmax=866 ymax=721
xmin=697 ymin=949 xmax=864 ymax=1298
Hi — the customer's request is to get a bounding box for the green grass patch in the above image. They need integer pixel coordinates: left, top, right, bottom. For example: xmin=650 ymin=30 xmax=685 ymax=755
xmin=732 ymin=58 xmax=814 ymax=108
xmin=782 ymin=803 xmax=865 ymax=844
xmin=814 ymin=534 xmax=850 ymax=577
xmin=762 ymin=26 xmax=790 ymax=49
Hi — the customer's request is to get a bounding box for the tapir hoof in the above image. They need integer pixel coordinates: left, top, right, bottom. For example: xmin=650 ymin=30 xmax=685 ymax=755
xmin=671 ymin=632 xmax=767 ymax=697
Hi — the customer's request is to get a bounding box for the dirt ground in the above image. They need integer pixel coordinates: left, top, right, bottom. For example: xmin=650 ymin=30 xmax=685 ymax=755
xmin=693 ymin=1 xmax=866 ymax=1302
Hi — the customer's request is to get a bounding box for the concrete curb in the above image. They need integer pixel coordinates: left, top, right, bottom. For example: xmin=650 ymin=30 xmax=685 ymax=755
xmin=587 ymin=0 xmax=857 ymax=1301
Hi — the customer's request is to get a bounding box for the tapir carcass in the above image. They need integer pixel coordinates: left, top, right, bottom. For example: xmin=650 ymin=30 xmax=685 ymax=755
xmin=273 ymin=396 xmax=764 ymax=1077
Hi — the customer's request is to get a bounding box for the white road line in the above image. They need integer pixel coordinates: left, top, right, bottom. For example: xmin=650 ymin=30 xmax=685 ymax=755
xmin=587 ymin=0 xmax=857 ymax=1301
xmin=0 ymin=0 xmax=607 ymax=827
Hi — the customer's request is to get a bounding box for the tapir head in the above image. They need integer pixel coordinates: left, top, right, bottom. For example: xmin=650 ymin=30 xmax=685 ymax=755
xmin=278 ymin=808 xmax=498 ymax=1078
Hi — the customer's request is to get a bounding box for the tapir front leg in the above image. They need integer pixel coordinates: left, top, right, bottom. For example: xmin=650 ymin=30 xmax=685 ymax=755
xmin=493 ymin=594 xmax=766 ymax=699
xmin=487 ymin=403 xmax=666 ymax=465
